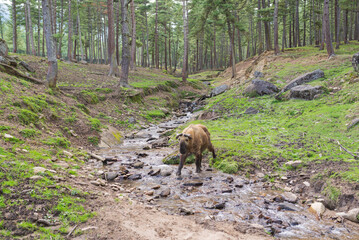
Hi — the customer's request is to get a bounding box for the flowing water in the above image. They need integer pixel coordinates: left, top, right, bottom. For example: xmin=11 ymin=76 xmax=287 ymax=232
xmin=90 ymin=101 xmax=358 ymax=239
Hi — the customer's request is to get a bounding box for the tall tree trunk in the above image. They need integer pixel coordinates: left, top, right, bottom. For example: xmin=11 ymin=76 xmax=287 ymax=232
xmin=213 ymin=23 xmax=216 ymax=68
xmin=12 ymin=0 xmax=17 ymax=53
xmin=320 ymin=4 xmax=325 ymax=51
xmin=226 ymin=19 xmax=235 ymax=78
xmin=344 ymin=9 xmax=349 ymax=44
xmin=68 ymin=0 xmax=73 ymax=61
xmin=37 ymin=0 xmax=41 ymax=55
xmin=155 ymin=0 xmax=159 ymax=69
xmin=274 ymin=0 xmax=279 ymax=55
xmin=323 ymin=0 xmax=334 ymax=57
xmin=42 ymin=0 xmax=58 ymax=88
xmin=295 ymin=0 xmax=301 ymax=46
xmin=26 ymin=0 xmax=36 ymax=55
xmin=164 ymin=24 xmax=167 ymax=71
xmin=119 ymin=0 xmax=130 ymax=86
xmin=116 ymin=1 xmax=120 ymax=65
xmin=25 ymin=2 xmax=30 ymax=54
xmin=144 ymin=2 xmax=149 ymax=67
xmin=76 ymin=0 xmax=84 ymax=61
xmin=257 ymin=0 xmax=263 ymax=54
xmin=302 ymin=0 xmax=306 ymax=46
xmin=108 ymin=0 xmax=120 ymax=76
xmin=262 ymin=0 xmax=271 ymax=51
xmin=73 ymin=16 xmax=78 ymax=60
xmin=282 ymin=0 xmax=287 ymax=52
xmin=168 ymin=22 xmax=171 ymax=70
xmin=182 ymin=0 xmax=188 ymax=81
xmin=58 ymin=0 xmax=64 ymax=58
xmin=334 ymin=0 xmax=340 ymax=49
xmin=130 ymin=0 xmax=136 ymax=70
xmin=51 ymin=0 xmax=57 ymax=56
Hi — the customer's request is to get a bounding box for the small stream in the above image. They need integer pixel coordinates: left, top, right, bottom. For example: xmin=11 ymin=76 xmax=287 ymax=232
xmin=89 ymin=100 xmax=358 ymax=239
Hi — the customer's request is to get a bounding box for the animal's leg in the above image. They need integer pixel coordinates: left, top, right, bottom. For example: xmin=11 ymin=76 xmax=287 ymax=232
xmin=195 ymin=153 xmax=202 ymax=173
xmin=176 ymin=153 xmax=188 ymax=176
xmin=209 ymin=143 xmax=216 ymax=159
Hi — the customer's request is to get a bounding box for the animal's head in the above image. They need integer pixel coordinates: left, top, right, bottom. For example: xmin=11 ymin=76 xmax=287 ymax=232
xmin=176 ymin=133 xmax=192 ymax=154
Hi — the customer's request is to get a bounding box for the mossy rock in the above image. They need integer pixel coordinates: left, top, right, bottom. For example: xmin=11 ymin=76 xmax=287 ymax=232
xmin=163 ymin=151 xmax=195 ymax=165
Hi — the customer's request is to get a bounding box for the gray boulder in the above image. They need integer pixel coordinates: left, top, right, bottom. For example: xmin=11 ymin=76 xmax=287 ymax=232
xmin=243 ymin=79 xmax=279 ymax=97
xmin=276 ymin=69 xmax=324 ymax=99
xmin=352 ymin=52 xmax=359 ymax=72
xmin=337 ymin=208 xmax=359 ymax=223
xmin=289 ymin=85 xmax=323 ymax=100
xmin=253 ymin=71 xmax=264 ymax=78
xmin=0 ymin=39 xmax=8 ymax=57
xmin=210 ymin=84 xmax=229 ymax=97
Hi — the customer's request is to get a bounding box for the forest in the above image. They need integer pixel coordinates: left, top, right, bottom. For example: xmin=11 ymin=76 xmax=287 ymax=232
xmin=0 ymin=0 xmax=358 ymax=84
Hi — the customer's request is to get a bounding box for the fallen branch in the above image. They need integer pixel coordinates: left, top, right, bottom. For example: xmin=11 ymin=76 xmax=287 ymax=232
xmin=0 ymin=63 xmax=44 ymax=84
xmin=88 ymin=152 xmax=105 ymax=161
xmin=66 ymin=224 xmax=78 ymax=238
xmin=335 ymin=140 xmax=359 ymax=159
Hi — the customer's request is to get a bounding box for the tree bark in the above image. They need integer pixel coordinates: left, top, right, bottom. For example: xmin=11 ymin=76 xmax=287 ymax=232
xmin=257 ymin=0 xmax=263 ymax=54
xmin=77 ymin=0 xmax=84 ymax=61
xmin=335 ymin=0 xmax=340 ymax=48
xmin=116 ymin=1 xmax=120 ymax=65
xmin=68 ymin=0 xmax=73 ymax=61
xmin=282 ymin=0 xmax=287 ymax=52
xmin=119 ymin=0 xmax=130 ymax=86
xmin=182 ymin=0 xmax=188 ymax=81
xmin=168 ymin=22 xmax=171 ymax=70
xmin=344 ymin=9 xmax=349 ymax=44
xmin=108 ymin=0 xmax=120 ymax=76
xmin=58 ymin=0 xmax=64 ymax=58
xmin=27 ymin=0 xmax=36 ymax=55
xmin=155 ymin=0 xmax=159 ymax=69
xmin=42 ymin=0 xmax=58 ymax=88
xmin=25 ymin=2 xmax=30 ymax=54
xmin=164 ymin=24 xmax=167 ymax=71
xmin=274 ymin=0 xmax=279 ymax=55
xmin=130 ymin=0 xmax=136 ymax=70
xmin=226 ymin=18 xmax=235 ymax=78
xmin=262 ymin=0 xmax=271 ymax=51
xmin=302 ymin=0 xmax=306 ymax=46
xmin=213 ymin=23 xmax=216 ymax=68
xmin=323 ymin=0 xmax=335 ymax=57
xmin=295 ymin=0 xmax=301 ymax=46
xmin=12 ymin=0 xmax=17 ymax=53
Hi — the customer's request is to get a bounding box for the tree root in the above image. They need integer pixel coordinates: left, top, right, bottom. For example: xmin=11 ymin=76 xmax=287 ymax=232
xmin=0 ymin=63 xmax=44 ymax=84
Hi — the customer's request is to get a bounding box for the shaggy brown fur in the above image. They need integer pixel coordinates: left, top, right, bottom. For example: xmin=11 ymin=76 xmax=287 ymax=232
xmin=176 ymin=124 xmax=216 ymax=176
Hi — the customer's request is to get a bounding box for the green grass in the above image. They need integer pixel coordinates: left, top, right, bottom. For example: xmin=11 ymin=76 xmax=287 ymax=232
xmin=20 ymin=128 xmax=41 ymax=138
xmin=18 ymin=109 xmax=39 ymax=125
xmin=43 ymin=137 xmax=71 ymax=148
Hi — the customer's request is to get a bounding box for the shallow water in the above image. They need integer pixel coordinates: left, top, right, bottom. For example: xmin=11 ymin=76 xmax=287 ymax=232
xmin=91 ymin=106 xmax=358 ymax=239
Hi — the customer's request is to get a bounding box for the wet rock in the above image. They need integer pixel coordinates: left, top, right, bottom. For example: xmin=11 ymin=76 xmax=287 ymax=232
xmin=128 ymin=174 xmax=142 ymax=180
xmin=159 ymin=166 xmax=172 ymax=176
xmin=210 ymin=84 xmax=229 ymax=97
xmin=179 ymin=207 xmax=194 ymax=215
xmin=281 ymin=192 xmax=298 ymax=203
xmin=309 ymin=202 xmax=326 ymax=218
xmin=285 ymin=160 xmax=302 ymax=169
xmin=99 ymin=126 xmax=124 ymax=147
xmin=257 ymin=172 xmax=265 ymax=178
xmin=103 ymin=172 xmax=118 ymax=181
xmin=160 ymin=188 xmax=171 ymax=197
xmin=278 ymin=202 xmax=301 ymax=211
xmin=235 ymin=184 xmax=244 ymax=188
xmin=290 ymin=85 xmax=323 ymax=100
xmin=336 ymin=208 xmax=359 ymax=223
xmin=145 ymin=190 xmax=154 ymax=196
xmin=33 ymin=167 xmax=47 ymax=174
xmin=204 ymin=202 xmax=226 ymax=210
xmin=273 ymin=195 xmax=284 ymax=202
xmin=143 ymin=146 xmax=150 ymax=150
xmin=148 ymin=169 xmax=161 ymax=176
xmin=133 ymin=161 xmax=144 ymax=169
xmin=222 ymin=188 xmax=233 ymax=193
xmin=152 ymin=185 xmax=161 ymax=190
xmin=96 ymin=170 xmax=105 ymax=176
xmin=183 ymin=181 xmax=203 ymax=187
xmin=151 ymin=138 xmax=169 ymax=148
xmin=243 ymin=79 xmax=279 ymax=97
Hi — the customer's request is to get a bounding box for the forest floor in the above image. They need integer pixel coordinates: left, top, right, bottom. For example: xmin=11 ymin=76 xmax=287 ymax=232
xmin=1 ymin=42 xmax=359 ymax=239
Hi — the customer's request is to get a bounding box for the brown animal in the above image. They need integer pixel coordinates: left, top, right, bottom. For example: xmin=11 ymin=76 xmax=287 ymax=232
xmin=176 ymin=124 xmax=216 ymax=176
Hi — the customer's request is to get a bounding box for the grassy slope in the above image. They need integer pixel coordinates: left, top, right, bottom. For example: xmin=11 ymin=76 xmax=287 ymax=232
xmin=183 ymin=43 xmax=359 ymax=186
xmin=0 ymin=54 xmax=206 ymax=239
